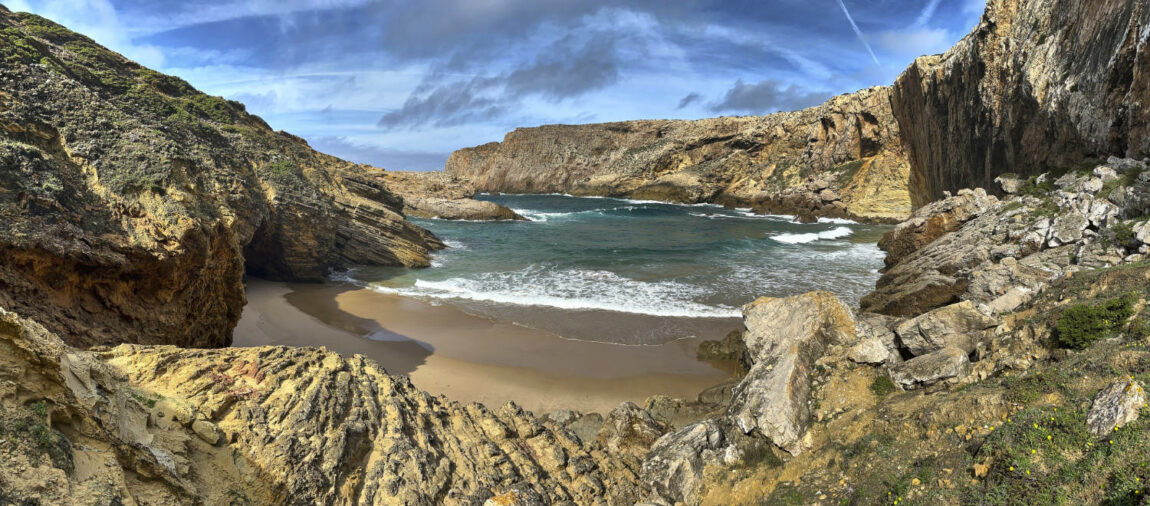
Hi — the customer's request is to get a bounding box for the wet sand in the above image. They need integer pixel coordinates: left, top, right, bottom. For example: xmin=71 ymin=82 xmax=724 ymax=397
xmin=234 ymin=278 xmax=738 ymax=414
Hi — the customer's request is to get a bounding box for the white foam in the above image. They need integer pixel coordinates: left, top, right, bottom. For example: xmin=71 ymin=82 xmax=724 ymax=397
xmin=366 ymin=266 xmax=740 ymax=318
xmin=442 ymin=239 xmax=468 ymax=250
xmin=770 ymin=226 xmax=854 ymax=244
xmin=817 ymin=217 xmax=858 ymax=224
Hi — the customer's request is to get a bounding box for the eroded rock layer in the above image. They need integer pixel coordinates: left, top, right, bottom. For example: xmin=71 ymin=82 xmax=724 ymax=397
xmin=891 ymin=0 xmax=1150 ymax=205
xmin=446 ymin=87 xmax=911 ymax=222
xmin=0 ymin=8 xmax=441 ymax=348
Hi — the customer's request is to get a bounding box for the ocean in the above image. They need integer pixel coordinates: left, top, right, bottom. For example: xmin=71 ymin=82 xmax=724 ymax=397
xmin=337 ymin=194 xmax=889 ymax=345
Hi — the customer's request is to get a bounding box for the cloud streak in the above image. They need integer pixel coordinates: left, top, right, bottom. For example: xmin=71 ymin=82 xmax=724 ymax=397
xmin=835 ymin=0 xmax=881 ymax=66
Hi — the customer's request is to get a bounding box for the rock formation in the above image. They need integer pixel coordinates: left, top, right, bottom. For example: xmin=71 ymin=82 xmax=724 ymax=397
xmin=447 ymin=87 xmax=911 ymax=222
xmin=0 ymin=8 xmax=442 ymax=348
xmin=380 ymin=171 xmax=526 ymax=221
xmin=890 ymin=0 xmax=1150 ymax=205
xmin=0 ymin=306 xmax=649 ymax=505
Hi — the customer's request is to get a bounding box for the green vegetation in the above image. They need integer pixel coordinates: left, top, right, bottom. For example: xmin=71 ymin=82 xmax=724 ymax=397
xmin=0 ymin=26 xmax=42 ymax=64
xmin=870 ymin=375 xmax=897 ymax=397
xmin=131 ymin=390 xmax=161 ymax=409
xmin=1055 ymin=295 xmax=1135 ymax=350
xmin=267 ymin=159 xmax=298 ymax=178
xmin=0 ymin=401 xmax=73 ymax=473
xmin=15 ymin=13 xmax=77 ymax=43
xmin=832 ymin=158 xmax=867 ymax=184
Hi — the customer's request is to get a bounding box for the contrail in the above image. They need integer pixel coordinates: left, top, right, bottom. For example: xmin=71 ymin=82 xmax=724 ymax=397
xmin=835 ymin=0 xmax=881 ymax=66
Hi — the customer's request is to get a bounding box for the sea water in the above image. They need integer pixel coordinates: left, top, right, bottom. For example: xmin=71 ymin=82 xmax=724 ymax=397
xmin=339 ymin=194 xmax=889 ymax=345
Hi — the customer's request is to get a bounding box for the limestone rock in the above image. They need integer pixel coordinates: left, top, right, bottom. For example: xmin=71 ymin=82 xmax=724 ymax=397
xmin=894 ymin=301 xmax=1000 ymax=356
xmin=890 ymin=347 xmax=969 ymax=390
xmin=640 ymin=420 xmax=727 ymax=506
xmin=598 ymin=402 xmax=667 ymax=458
xmin=446 ymin=87 xmax=912 ymax=222
xmin=1048 ymin=212 xmax=1089 ymax=246
xmin=727 ymin=292 xmax=856 ymax=454
xmin=848 ymin=338 xmax=891 ymax=365
xmin=696 ymin=330 xmax=747 ymax=363
xmin=890 ymin=0 xmax=1150 ymax=205
xmin=1086 ymin=380 xmax=1146 ymax=438
xmin=381 ymin=171 xmax=526 ymax=221
xmin=877 ymin=188 xmax=997 ymax=269
xmin=0 ymin=10 xmax=442 ymax=348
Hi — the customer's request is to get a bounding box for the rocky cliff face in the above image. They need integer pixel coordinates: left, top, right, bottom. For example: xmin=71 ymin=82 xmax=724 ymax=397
xmin=891 ymin=0 xmax=1150 ymax=206
xmin=447 ymin=87 xmax=911 ymax=222
xmin=0 ymin=8 xmax=442 ymax=348
xmin=381 ymin=170 xmax=526 ymax=221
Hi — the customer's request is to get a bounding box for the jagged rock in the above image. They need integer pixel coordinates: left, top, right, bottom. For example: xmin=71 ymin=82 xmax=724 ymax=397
xmin=996 ymin=174 xmax=1026 ymax=194
xmin=848 ymin=338 xmax=890 ymax=365
xmin=0 ymin=10 xmax=442 ymax=348
xmin=727 ymin=292 xmax=856 ymax=454
xmin=0 ymin=305 xmax=648 ymax=505
xmin=484 ymin=489 xmax=545 ymax=506
xmin=1094 ymin=166 xmax=1119 ymax=182
xmin=640 ymin=420 xmax=728 ymax=506
xmin=895 ymin=301 xmax=1000 ymax=356
xmin=890 ymin=347 xmax=970 ymax=389
xmin=1086 ymin=380 xmax=1146 ymax=438
xmin=877 ymin=188 xmax=997 ymax=269
xmin=696 ymin=330 xmax=747 ymax=363
xmin=446 ymin=87 xmax=912 ymax=222
xmin=1048 ymin=212 xmax=1089 ymax=246
xmin=381 ymin=171 xmax=526 ymax=221
xmin=598 ymin=402 xmax=667 ymax=458
xmin=985 ymin=286 xmax=1036 ymax=314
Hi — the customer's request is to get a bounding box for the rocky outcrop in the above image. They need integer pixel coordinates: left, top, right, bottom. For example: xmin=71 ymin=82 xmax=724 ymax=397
xmin=890 ymin=0 xmax=1150 ymax=205
xmin=381 ymin=170 xmax=526 ymax=221
xmin=0 ymin=9 xmax=442 ymax=348
xmin=0 ymin=305 xmax=648 ymax=505
xmin=447 ymin=87 xmax=911 ymax=222
xmin=863 ymin=158 xmax=1150 ymax=317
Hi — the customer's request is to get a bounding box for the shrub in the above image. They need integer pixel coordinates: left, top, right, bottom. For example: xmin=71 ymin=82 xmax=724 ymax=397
xmin=870 ymin=375 xmax=897 ymax=397
xmin=1055 ymin=296 xmax=1135 ymax=349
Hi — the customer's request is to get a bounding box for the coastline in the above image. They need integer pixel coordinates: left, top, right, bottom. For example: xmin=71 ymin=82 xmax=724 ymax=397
xmin=233 ymin=278 xmax=738 ymax=414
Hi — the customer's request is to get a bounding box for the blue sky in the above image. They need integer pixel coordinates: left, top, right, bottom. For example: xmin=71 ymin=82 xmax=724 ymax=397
xmin=4 ymin=0 xmax=985 ymax=170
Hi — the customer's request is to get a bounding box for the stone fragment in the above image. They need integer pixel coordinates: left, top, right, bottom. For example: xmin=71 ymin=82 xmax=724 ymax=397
xmin=597 ymin=402 xmax=666 ymax=458
xmin=1048 ymin=212 xmax=1089 ymax=246
xmin=640 ymin=420 xmax=726 ymax=506
xmin=895 ymin=301 xmax=999 ymax=356
xmin=1086 ymin=380 xmax=1145 ymax=438
xmin=848 ymin=338 xmax=890 ymax=365
xmin=890 ymin=347 xmax=969 ymax=389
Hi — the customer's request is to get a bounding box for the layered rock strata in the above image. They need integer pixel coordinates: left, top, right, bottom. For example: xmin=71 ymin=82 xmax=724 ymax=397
xmin=0 ymin=9 xmax=442 ymax=348
xmin=380 ymin=170 xmax=526 ymax=221
xmin=890 ymin=0 xmax=1150 ymax=205
xmin=447 ymin=87 xmax=911 ymax=222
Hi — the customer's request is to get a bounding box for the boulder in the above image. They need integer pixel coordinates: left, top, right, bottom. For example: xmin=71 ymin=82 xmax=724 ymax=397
xmin=727 ymin=292 xmax=856 ymax=454
xmin=597 ymin=402 xmax=667 ymax=458
xmin=696 ymin=330 xmax=747 ymax=363
xmin=1048 ymin=212 xmax=1089 ymax=247
xmin=995 ymin=174 xmax=1026 ymax=194
xmin=890 ymin=347 xmax=969 ymax=389
xmin=640 ymin=420 xmax=727 ymax=506
xmin=894 ymin=301 xmax=999 ymax=356
xmin=848 ymin=338 xmax=890 ymax=365
xmin=1086 ymin=380 xmax=1146 ymax=438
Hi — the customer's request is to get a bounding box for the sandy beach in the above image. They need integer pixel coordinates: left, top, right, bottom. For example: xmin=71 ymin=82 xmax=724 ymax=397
xmin=233 ymin=278 xmax=738 ymax=414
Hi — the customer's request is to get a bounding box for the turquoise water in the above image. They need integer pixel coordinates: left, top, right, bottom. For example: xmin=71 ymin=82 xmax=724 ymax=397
xmin=340 ymin=194 xmax=889 ymax=344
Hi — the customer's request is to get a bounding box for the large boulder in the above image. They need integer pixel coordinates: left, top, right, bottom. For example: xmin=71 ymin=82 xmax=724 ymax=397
xmin=640 ymin=420 xmax=728 ymax=506
xmin=598 ymin=402 xmax=668 ymax=458
xmin=1086 ymin=380 xmax=1146 ymax=438
xmin=726 ymin=292 xmax=857 ymax=454
xmin=895 ymin=301 xmax=1000 ymax=356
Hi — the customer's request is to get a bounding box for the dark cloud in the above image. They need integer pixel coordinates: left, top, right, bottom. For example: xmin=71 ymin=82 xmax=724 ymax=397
xmin=505 ymin=34 xmax=620 ymax=99
xmin=677 ymin=92 xmax=701 ymax=109
xmin=380 ymin=30 xmax=628 ymax=129
xmin=309 ymin=136 xmax=448 ymax=170
xmin=709 ymin=79 xmax=829 ymax=114
xmin=378 ymin=76 xmax=506 ymax=129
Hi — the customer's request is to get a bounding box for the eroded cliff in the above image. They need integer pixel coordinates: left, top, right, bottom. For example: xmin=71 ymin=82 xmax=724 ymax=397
xmin=891 ymin=0 xmax=1150 ymax=205
xmin=0 ymin=8 xmax=442 ymax=348
xmin=447 ymin=87 xmax=911 ymax=222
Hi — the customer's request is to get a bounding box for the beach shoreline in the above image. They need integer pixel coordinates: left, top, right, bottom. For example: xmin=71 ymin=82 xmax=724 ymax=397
xmin=233 ymin=278 xmax=738 ymax=414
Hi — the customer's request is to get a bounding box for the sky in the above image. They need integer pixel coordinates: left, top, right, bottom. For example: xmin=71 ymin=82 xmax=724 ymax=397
xmin=3 ymin=0 xmax=986 ymax=171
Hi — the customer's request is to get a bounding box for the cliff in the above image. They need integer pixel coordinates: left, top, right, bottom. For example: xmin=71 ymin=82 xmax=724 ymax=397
xmin=890 ymin=0 xmax=1150 ymax=206
xmin=0 ymin=8 xmax=442 ymax=348
xmin=380 ymin=170 xmax=526 ymax=221
xmin=446 ymin=87 xmax=912 ymax=222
